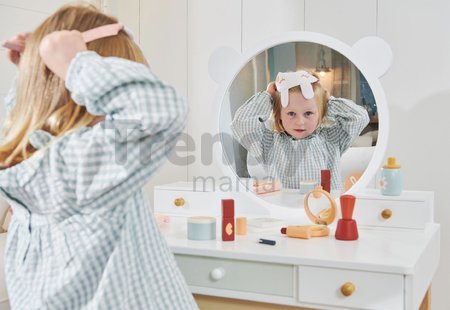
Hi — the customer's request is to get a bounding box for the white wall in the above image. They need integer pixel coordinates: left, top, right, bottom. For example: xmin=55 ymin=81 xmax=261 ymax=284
xmin=378 ymin=1 xmax=450 ymax=308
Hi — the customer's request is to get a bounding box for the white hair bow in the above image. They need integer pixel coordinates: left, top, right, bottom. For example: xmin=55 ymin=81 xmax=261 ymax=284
xmin=275 ymin=71 xmax=318 ymax=107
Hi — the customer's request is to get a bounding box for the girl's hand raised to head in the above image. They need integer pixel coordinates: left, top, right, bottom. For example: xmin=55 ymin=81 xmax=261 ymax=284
xmin=2 ymin=33 xmax=29 ymax=66
xmin=39 ymin=30 xmax=87 ymax=80
xmin=266 ymin=82 xmax=277 ymax=100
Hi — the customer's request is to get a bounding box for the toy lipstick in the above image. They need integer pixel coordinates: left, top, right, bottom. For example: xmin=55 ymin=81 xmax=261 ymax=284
xmin=221 ymin=199 xmax=235 ymax=241
xmin=321 ymin=169 xmax=331 ymax=193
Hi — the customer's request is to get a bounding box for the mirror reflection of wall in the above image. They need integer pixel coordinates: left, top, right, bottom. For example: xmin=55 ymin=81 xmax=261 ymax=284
xmin=221 ymin=51 xmax=270 ymax=178
xmin=220 ymin=42 xmax=378 ymax=187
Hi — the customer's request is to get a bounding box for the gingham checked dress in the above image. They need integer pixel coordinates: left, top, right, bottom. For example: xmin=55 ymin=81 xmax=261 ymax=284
xmin=0 ymin=51 xmax=198 ymax=309
xmin=231 ymin=91 xmax=370 ymax=190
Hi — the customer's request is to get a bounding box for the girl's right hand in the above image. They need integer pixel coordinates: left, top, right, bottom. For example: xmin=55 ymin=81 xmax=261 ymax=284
xmin=2 ymin=33 xmax=29 ymax=66
xmin=39 ymin=30 xmax=87 ymax=80
xmin=266 ymin=82 xmax=277 ymax=99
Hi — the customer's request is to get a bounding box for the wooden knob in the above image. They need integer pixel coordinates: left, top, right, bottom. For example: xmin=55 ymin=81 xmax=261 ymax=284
xmin=341 ymin=282 xmax=356 ymax=296
xmin=174 ymin=198 xmax=185 ymax=207
xmin=381 ymin=209 xmax=392 ymax=219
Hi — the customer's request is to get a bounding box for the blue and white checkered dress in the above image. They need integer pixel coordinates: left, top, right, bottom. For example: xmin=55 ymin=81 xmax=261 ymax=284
xmin=0 ymin=51 xmax=197 ymax=309
xmin=231 ymin=92 xmax=370 ymax=190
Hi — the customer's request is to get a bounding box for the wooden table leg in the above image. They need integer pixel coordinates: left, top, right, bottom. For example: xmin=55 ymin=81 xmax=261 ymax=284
xmin=419 ymin=286 xmax=431 ymax=310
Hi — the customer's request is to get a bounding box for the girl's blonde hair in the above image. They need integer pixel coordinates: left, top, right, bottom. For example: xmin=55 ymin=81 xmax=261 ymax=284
xmin=0 ymin=4 xmax=146 ymax=168
xmin=272 ymin=75 xmax=328 ymax=133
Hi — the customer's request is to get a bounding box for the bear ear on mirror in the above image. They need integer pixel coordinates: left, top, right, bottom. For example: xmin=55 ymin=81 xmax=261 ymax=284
xmin=208 ymin=46 xmax=242 ymax=84
xmin=351 ymin=37 xmax=393 ymax=78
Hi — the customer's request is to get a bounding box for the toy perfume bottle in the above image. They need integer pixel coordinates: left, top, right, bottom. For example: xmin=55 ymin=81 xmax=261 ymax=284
xmin=380 ymin=157 xmax=402 ymax=196
xmin=221 ymin=199 xmax=235 ymax=241
xmin=335 ymin=195 xmax=358 ymax=241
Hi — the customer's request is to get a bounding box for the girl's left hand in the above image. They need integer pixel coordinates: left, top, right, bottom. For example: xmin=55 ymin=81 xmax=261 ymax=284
xmin=266 ymin=82 xmax=277 ymax=100
xmin=2 ymin=33 xmax=29 ymax=66
xmin=39 ymin=30 xmax=87 ymax=80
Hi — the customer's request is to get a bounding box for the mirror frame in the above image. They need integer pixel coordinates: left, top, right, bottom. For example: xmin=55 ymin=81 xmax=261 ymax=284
xmin=211 ymin=31 xmax=389 ymax=216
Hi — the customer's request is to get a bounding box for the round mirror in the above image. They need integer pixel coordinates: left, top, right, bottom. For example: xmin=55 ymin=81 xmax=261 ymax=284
xmin=212 ymin=32 xmax=390 ymax=217
xmin=304 ymin=188 xmax=337 ymax=226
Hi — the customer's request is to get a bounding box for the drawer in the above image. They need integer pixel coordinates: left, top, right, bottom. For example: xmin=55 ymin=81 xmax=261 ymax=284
xmin=175 ymin=254 xmax=294 ymax=297
xmin=154 ymin=189 xmax=221 ymax=216
xmin=353 ymin=198 xmax=431 ymax=229
xmin=298 ymin=266 xmax=403 ymax=309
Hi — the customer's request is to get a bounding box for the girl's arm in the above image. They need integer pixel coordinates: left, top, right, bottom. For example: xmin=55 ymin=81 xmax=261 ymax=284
xmin=322 ymin=97 xmax=370 ymax=154
xmin=52 ymin=51 xmax=187 ymax=207
xmin=230 ymin=91 xmax=274 ymax=163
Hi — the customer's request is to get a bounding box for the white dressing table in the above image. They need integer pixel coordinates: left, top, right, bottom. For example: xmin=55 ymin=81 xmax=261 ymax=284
xmin=155 ymin=184 xmax=440 ymax=310
xmin=153 ymin=32 xmax=439 ymax=309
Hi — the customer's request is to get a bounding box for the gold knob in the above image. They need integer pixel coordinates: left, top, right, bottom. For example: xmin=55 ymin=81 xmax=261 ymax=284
xmin=381 ymin=209 xmax=392 ymax=219
xmin=174 ymin=198 xmax=185 ymax=207
xmin=341 ymin=282 xmax=356 ymax=296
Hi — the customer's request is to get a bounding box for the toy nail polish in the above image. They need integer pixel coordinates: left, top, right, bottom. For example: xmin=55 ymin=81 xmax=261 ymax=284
xmin=335 ymin=195 xmax=358 ymax=241
xmin=380 ymin=157 xmax=402 ymax=196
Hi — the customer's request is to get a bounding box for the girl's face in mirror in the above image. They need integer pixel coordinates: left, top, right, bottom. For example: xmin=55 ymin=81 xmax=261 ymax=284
xmin=281 ymin=92 xmax=320 ymax=139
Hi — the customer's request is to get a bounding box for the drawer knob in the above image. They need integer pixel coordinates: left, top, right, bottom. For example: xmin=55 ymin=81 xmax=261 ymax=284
xmin=210 ymin=267 xmax=225 ymax=281
xmin=381 ymin=209 xmax=392 ymax=219
xmin=174 ymin=198 xmax=185 ymax=207
xmin=341 ymin=282 xmax=356 ymax=296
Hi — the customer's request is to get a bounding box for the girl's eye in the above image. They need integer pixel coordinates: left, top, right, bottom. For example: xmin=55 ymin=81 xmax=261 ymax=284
xmin=287 ymin=112 xmax=296 ymax=117
xmin=305 ymin=111 xmax=314 ymax=117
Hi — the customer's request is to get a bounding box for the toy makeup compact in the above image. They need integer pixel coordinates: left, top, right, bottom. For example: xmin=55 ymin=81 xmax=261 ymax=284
xmin=187 ymin=216 xmax=216 ymax=240
xmin=281 ymin=187 xmax=337 ymax=239
xmin=299 ymin=180 xmax=317 ymax=195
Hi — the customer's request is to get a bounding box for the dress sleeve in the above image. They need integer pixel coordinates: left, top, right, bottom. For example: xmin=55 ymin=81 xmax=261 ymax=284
xmin=51 ymin=51 xmax=188 ymax=207
xmin=230 ymin=91 xmax=275 ymax=163
xmin=322 ymin=97 xmax=370 ymax=154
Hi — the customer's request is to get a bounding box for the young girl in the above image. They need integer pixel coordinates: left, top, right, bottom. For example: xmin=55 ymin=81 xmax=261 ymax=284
xmin=0 ymin=5 xmax=197 ymax=309
xmin=231 ymin=70 xmax=370 ymax=191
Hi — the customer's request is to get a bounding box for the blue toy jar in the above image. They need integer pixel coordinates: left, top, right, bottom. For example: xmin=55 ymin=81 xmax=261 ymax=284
xmin=380 ymin=157 xmax=402 ymax=196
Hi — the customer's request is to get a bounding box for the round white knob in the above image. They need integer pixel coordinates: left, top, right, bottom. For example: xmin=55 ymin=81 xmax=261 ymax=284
xmin=210 ymin=267 xmax=225 ymax=281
